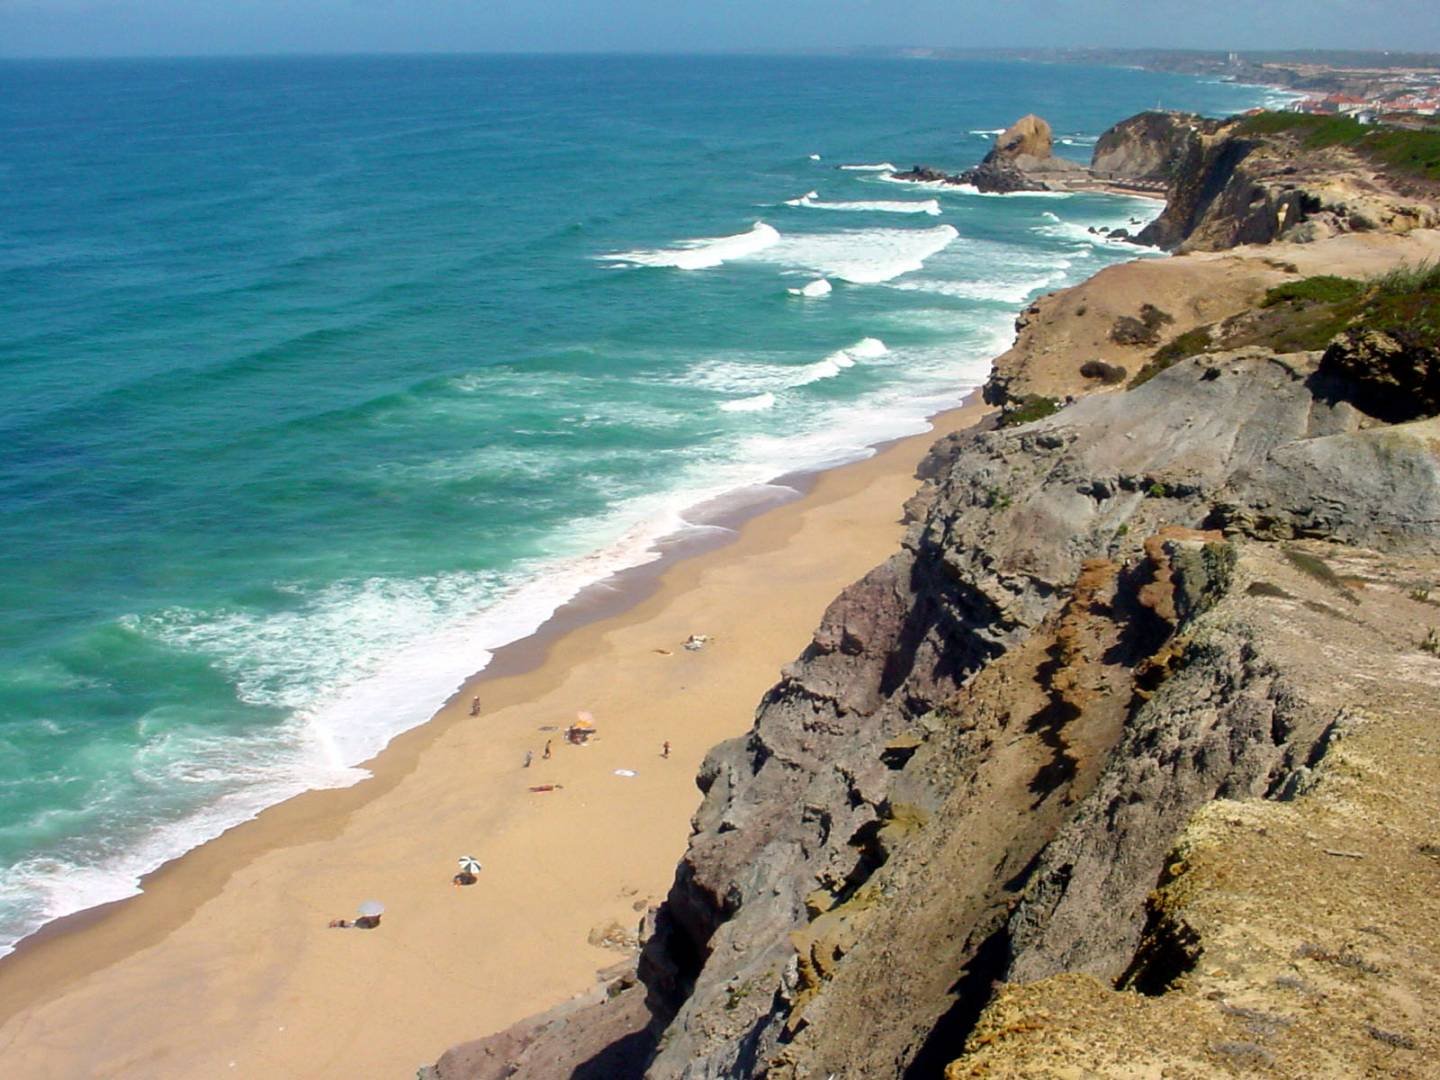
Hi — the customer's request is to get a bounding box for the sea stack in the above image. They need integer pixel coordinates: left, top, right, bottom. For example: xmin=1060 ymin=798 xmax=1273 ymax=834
xmin=960 ymin=113 xmax=1088 ymax=193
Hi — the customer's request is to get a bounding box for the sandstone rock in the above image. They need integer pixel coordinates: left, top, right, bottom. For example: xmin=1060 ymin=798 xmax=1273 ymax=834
xmin=987 ymin=114 xmax=1054 ymax=163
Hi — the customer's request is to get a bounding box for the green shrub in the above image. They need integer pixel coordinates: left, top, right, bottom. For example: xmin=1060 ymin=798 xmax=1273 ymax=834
xmin=1001 ymin=395 xmax=1061 ymax=427
xmin=1235 ymin=112 xmax=1440 ymax=182
xmin=1262 ymin=276 xmax=1364 ymax=307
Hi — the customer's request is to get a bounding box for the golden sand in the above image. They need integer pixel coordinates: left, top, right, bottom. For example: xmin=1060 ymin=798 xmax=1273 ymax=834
xmin=0 ymin=398 xmax=987 ymax=1079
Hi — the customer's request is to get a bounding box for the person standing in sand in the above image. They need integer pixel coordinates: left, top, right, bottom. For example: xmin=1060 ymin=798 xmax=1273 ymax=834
xmin=542 ymin=740 xmax=552 ymax=760
xmin=662 ymin=740 xmax=671 ymax=759
xmin=469 ymin=696 xmax=481 ymax=716
xmin=523 ymin=750 xmax=533 ymax=768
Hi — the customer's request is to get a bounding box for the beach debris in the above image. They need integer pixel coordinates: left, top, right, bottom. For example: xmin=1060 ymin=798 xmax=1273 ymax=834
xmin=568 ymin=713 xmax=597 ymax=744
xmin=458 ymin=856 xmax=483 ymax=875
xmin=354 ymin=899 xmax=384 ymax=929
xmin=683 ymin=633 xmax=711 ymax=651
xmin=614 ymin=769 xmax=637 ymax=778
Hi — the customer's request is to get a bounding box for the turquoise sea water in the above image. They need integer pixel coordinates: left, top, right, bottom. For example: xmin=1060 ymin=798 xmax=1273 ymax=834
xmin=0 ymin=54 xmax=1279 ymax=954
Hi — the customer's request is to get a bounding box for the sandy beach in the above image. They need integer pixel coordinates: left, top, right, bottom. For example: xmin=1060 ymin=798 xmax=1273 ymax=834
xmin=0 ymin=396 xmax=987 ymax=1079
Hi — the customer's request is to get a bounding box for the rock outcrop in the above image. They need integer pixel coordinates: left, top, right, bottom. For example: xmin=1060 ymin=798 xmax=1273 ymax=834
xmin=426 ymin=323 xmax=1440 ymax=1076
xmin=1135 ymin=116 xmax=1440 ymax=252
xmin=423 ymin=107 xmax=1440 ymax=1076
xmin=960 ymin=113 xmax=1088 ymax=194
xmin=1090 ymin=110 xmax=1221 ymax=183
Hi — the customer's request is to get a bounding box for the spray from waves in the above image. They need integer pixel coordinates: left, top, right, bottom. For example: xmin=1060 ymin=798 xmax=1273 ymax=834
xmin=839 ymin=162 xmax=895 ymax=171
xmin=1034 ymin=200 xmax=1165 ymax=252
xmin=890 ymin=271 xmax=1069 ymax=305
xmin=757 ymin=224 xmax=959 ymax=285
xmin=786 ymin=192 xmax=941 ymax=216
xmin=809 ymin=153 xmax=821 ymax=161
xmin=873 ymin=173 xmax=976 ymax=194
xmin=719 ymin=392 xmax=777 ymax=412
xmin=790 ymin=337 xmax=888 ymax=386
xmin=602 ymin=221 xmax=780 ymax=270
xmin=969 ymin=128 xmax=1005 ymax=137
xmin=787 ymin=278 xmax=832 ymax=298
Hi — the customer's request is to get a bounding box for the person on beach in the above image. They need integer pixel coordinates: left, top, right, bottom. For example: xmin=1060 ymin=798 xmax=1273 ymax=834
xmin=662 ymin=740 xmax=671 ymax=759
xmin=469 ymin=696 xmax=481 ymax=716
xmin=523 ymin=750 xmax=533 ymax=768
xmin=542 ymin=740 xmax=552 ymax=760
xmin=327 ymin=918 xmax=350 ymax=928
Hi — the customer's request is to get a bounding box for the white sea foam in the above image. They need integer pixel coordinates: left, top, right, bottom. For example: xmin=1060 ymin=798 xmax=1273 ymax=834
xmin=846 ymin=337 xmax=889 ymax=359
xmin=719 ymin=392 xmax=777 ymax=412
xmin=970 ymin=128 xmax=1005 ymax=136
xmin=809 ymin=153 xmax=822 ymax=161
xmin=1034 ymin=199 xmax=1165 ymax=253
xmin=890 ymin=270 xmax=1069 ymax=304
xmin=603 ymin=222 xmax=781 ymax=270
xmin=787 ymin=278 xmax=832 ymax=297
xmin=0 ymin=315 xmax=1024 ymax=959
xmin=787 ymin=193 xmax=941 ymax=216
xmin=839 ymin=162 xmax=895 ymax=171
xmin=790 ymin=337 xmax=885 ymax=386
xmin=873 ymin=173 xmax=977 ymax=194
xmin=756 ymin=224 xmax=959 ymax=284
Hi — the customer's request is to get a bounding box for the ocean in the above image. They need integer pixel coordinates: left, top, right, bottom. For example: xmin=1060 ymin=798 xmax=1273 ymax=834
xmin=0 ymin=53 xmax=1280 ymax=956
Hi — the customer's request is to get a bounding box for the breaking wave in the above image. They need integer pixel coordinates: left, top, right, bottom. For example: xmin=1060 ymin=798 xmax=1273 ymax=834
xmin=603 ymin=222 xmax=781 ymax=270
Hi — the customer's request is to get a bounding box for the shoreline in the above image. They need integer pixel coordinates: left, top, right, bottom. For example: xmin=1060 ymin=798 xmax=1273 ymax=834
xmin=0 ymin=390 xmax=991 ymax=1078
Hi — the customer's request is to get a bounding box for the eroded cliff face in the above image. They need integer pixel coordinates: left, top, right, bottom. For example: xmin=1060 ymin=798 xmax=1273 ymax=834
xmin=1090 ymin=110 xmax=1221 ymax=184
xmin=1134 ymin=118 xmax=1440 ymax=252
xmin=428 ymin=326 xmax=1440 ymax=1078
xmin=423 ymin=121 xmax=1440 ymax=1077
xmin=625 ymin=346 xmax=1440 ymax=1079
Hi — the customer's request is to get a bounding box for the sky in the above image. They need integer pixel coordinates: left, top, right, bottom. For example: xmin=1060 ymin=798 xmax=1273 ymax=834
xmin=1 ymin=0 xmax=1438 ymax=59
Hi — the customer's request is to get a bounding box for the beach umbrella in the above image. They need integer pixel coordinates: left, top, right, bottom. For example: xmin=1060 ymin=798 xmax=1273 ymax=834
xmin=573 ymin=710 xmax=595 ymax=730
xmin=357 ymin=900 xmax=385 ymax=917
xmin=457 ymin=856 xmax=482 ymax=875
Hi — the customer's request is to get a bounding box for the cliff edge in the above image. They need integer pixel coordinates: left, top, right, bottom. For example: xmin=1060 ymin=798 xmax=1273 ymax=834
xmin=423 ymin=117 xmax=1440 ymax=1080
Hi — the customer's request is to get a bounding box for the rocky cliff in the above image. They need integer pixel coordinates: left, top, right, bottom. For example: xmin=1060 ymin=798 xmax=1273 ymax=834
xmin=1090 ymin=110 xmax=1222 ymax=184
xmin=424 ymin=122 xmax=1440 ymax=1080
xmin=1132 ymin=114 xmax=1440 ymax=252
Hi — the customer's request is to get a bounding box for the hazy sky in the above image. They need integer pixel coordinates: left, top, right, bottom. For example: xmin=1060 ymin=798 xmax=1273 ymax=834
xmin=2 ymin=0 xmax=1438 ymax=59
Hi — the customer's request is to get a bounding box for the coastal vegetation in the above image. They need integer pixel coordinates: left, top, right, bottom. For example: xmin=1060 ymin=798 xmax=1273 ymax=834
xmin=1000 ymin=394 xmax=1062 ymax=426
xmin=1134 ymin=263 xmax=1440 ymax=402
xmin=1237 ymin=111 xmax=1440 ymax=182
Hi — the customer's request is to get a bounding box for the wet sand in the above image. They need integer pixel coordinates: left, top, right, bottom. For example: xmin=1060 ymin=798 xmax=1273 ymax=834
xmin=0 ymin=396 xmax=988 ymax=1079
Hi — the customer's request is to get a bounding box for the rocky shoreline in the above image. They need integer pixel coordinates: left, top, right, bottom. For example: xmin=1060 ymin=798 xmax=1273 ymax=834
xmin=424 ymin=109 xmax=1440 ymax=1078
